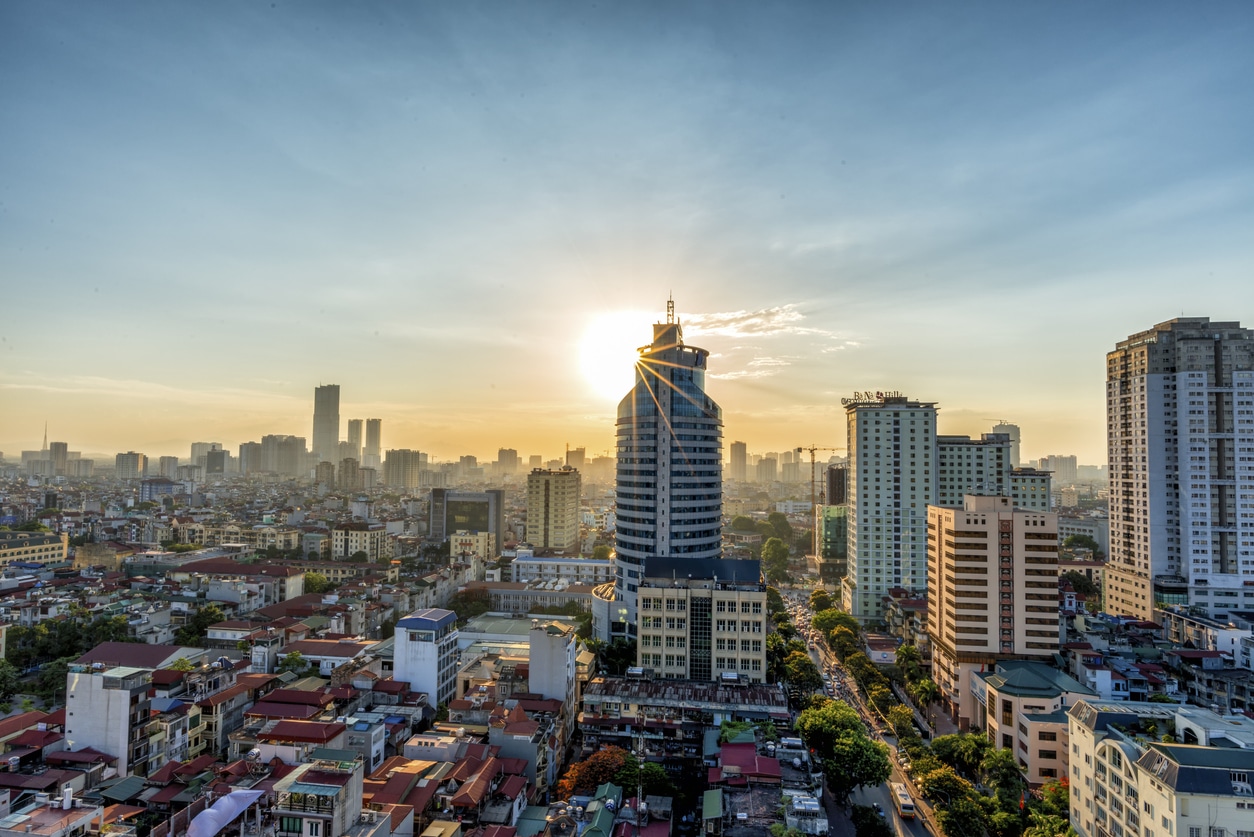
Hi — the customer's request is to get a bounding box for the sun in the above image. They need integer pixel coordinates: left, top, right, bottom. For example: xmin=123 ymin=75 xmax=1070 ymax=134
xmin=579 ymin=311 xmax=649 ymax=402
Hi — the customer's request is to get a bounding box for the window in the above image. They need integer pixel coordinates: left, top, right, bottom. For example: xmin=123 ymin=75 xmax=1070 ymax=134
xmin=280 ymin=819 xmax=302 ymax=835
xmin=308 ymin=824 xmax=321 ymax=837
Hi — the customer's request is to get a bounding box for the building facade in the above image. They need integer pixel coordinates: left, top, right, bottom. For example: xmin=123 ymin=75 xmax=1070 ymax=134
xmin=1105 ymin=318 xmax=1254 ymax=620
xmin=635 ymin=557 xmax=766 ymax=683
xmin=525 ymin=467 xmax=581 ymax=551
xmin=393 ymin=608 xmax=459 ymax=708
xmin=430 ymin=489 xmax=505 ymax=558
xmin=842 ymin=394 xmax=937 ymax=622
xmin=614 ymin=301 xmax=724 ymax=638
xmin=927 ymin=496 xmax=1061 ymax=729
xmin=312 ymin=384 xmax=341 ymax=463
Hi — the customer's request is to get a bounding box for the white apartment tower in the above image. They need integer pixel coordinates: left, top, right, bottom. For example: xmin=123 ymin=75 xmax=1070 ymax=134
xmin=526 ymin=466 xmax=582 ymax=551
xmin=613 ymin=300 xmax=723 ymax=638
xmin=1106 ymin=318 xmax=1254 ymax=621
xmin=842 ymin=394 xmax=937 ymax=622
xmin=927 ymin=495 xmax=1060 ymax=729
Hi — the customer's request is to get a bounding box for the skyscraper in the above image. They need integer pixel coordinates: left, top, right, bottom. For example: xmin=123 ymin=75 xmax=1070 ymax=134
xmin=346 ymin=419 xmax=363 ymax=462
xmin=312 ymin=384 xmax=340 ymax=462
xmin=730 ymin=441 xmax=747 ymax=482
xmin=990 ymin=421 xmax=1021 ymax=468
xmin=1106 ymin=317 xmax=1254 ymax=620
xmin=364 ymin=418 xmax=382 ymax=469
xmin=613 ymin=300 xmax=723 ymax=637
xmin=842 ymin=393 xmax=936 ymax=622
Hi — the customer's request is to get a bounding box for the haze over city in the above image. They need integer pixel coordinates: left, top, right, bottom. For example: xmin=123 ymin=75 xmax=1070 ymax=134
xmin=4 ymin=3 xmax=1254 ymax=463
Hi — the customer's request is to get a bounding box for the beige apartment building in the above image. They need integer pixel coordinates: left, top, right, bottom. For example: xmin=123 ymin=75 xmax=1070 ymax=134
xmin=526 ymin=467 xmax=581 ymax=552
xmin=0 ymin=531 xmax=69 ymax=568
xmin=636 ymin=557 xmax=767 ymax=683
xmin=928 ymin=495 xmax=1060 ymax=729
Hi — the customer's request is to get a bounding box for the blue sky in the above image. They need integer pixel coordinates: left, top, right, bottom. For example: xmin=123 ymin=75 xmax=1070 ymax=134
xmin=2 ymin=2 xmax=1252 ymax=464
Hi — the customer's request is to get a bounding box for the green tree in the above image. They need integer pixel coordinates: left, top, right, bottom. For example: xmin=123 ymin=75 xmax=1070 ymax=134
xmin=174 ymin=603 xmax=226 ymax=646
xmin=981 ymin=747 xmax=1025 ymax=795
xmin=639 ymin=762 xmax=675 ymax=797
xmin=916 ymin=764 xmax=975 ymax=804
xmin=1148 ymin=693 xmax=1178 ymax=703
xmin=768 ymin=512 xmax=794 ymax=542
xmin=20 ymin=698 xmax=35 ymax=713
xmin=1038 ymin=777 xmax=1070 ymax=818
xmin=895 ymin=644 xmax=922 ymax=682
xmin=784 ymin=651 xmax=823 ymax=696
xmin=929 ymin=734 xmax=990 ymax=778
xmin=911 ymin=678 xmax=942 ymax=727
xmin=1023 ymin=810 xmax=1074 ymax=837
xmin=848 ymin=806 xmax=893 ymax=837
xmin=808 ymin=589 xmax=833 ymax=613
xmin=795 ymin=700 xmax=864 ymax=758
xmin=278 ymin=650 xmax=310 ymax=675
xmin=446 ymin=589 xmax=492 ymax=622
xmin=812 ymin=608 xmax=859 ymax=639
xmin=592 ymin=545 xmax=612 ymax=560
xmin=169 ymin=657 xmax=196 ymax=672
xmin=762 ymin=538 xmax=790 ymax=584
xmin=766 ymin=586 xmax=786 ymax=616
xmin=886 ymin=704 xmax=916 ymax=739
xmin=1062 ymin=534 xmax=1103 ymax=557
xmin=866 ymin=683 xmax=895 ymax=716
xmin=822 ymin=732 xmax=891 ymax=806
xmin=829 ymin=626 xmax=858 ymax=662
xmin=0 ymin=661 xmax=19 ymax=701
xmin=731 ymin=515 xmax=758 ymax=532
xmin=935 ymin=796 xmax=987 ymax=837
xmin=599 ymin=638 xmax=638 ymax=676
xmin=304 ymin=572 xmax=334 ymax=595
xmin=347 ymin=550 xmax=370 ymax=563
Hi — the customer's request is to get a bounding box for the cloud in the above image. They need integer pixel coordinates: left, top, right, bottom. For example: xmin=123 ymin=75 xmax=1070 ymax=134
xmin=684 ymin=304 xmax=831 ymax=339
xmin=711 ymin=355 xmax=796 ymax=380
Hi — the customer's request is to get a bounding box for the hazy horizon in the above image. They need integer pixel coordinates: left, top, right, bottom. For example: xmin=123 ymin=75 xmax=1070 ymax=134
xmin=4 ymin=3 xmax=1253 ymax=465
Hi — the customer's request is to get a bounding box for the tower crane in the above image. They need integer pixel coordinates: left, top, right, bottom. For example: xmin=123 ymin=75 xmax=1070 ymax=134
xmin=795 ymin=445 xmax=845 ymax=557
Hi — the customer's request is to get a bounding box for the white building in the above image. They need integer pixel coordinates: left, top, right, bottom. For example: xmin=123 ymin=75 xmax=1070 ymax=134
xmin=392 ymin=608 xmax=459 ymax=708
xmin=842 ymin=393 xmax=937 ymax=622
xmin=1105 ymin=318 xmax=1254 ymax=621
xmin=510 ymin=552 xmax=615 ymax=585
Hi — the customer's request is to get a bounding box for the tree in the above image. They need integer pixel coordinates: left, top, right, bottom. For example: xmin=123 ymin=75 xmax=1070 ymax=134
xmin=304 ymin=572 xmax=334 ymax=595
xmin=347 ymin=550 xmax=370 ymax=563
xmin=866 ymin=683 xmax=894 ymax=715
xmin=174 ymin=603 xmax=226 ymax=647
xmin=170 ymin=657 xmax=196 ymax=672
xmin=887 ymin=705 xmax=916 ymax=740
xmin=784 ymin=651 xmax=823 ymax=697
xmin=731 ymin=516 xmax=758 ymax=532
xmin=555 ymin=746 xmax=634 ymax=798
xmin=895 ymin=644 xmax=922 ymax=681
xmin=592 ymin=545 xmax=612 ymax=560
xmin=911 ymin=678 xmax=942 ymax=727
xmin=822 ymin=732 xmax=891 ymax=806
xmin=915 ymin=764 xmax=975 ymax=804
xmin=1038 ymin=776 xmax=1070 ymax=818
xmin=808 ymin=589 xmax=832 ymax=613
xmin=1062 ymin=534 xmax=1103 ymax=558
xmin=829 ymin=626 xmax=858 ymax=662
xmin=1148 ymin=692 xmax=1179 ymax=703
xmin=981 ymin=747 xmax=1025 ymax=795
xmin=795 ymin=700 xmax=864 ymax=758
xmin=0 ymin=661 xmax=19 ymax=701
xmin=768 ymin=512 xmax=794 ymax=542
xmin=278 ymin=650 xmax=310 ymax=675
xmin=848 ymin=806 xmax=893 ymax=837
xmin=766 ymin=586 xmax=786 ymax=617
xmin=1022 ymin=810 xmax=1073 ymax=837
xmin=599 ymin=638 xmax=637 ymax=676
xmin=762 ymin=538 xmax=790 ymax=584
xmin=929 ymin=734 xmax=989 ymax=779
xmin=447 ymin=589 xmax=492 ymax=622
xmin=935 ymin=796 xmax=987 ymax=837
xmin=639 ymin=762 xmax=675 ymax=797
xmin=812 ymin=608 xmax=859 ymax=640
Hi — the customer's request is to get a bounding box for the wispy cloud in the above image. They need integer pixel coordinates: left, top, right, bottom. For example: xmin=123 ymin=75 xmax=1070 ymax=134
xmin=685 ymin=305 xmax=831 ymax=339
xmin=711 ymin=356 xmax=796 ymax=380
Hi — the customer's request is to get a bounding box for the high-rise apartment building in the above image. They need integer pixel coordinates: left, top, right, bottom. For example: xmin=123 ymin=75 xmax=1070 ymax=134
xmin=927 ymin=495 xmax=1059 ymax=729
xmin=498 ymin=448 xmax=521 ymax=476
xmin=429 ymin=488 xmax=505 ymax=557
xmin=526 ymin=467 xmax=582 ymax=551
xmin=936 ymin=434 xmax=1052 ymax=512
xmin=346 ymin=419 xmax=363 ymax=462
xmin=1039 ymin=454 xmax=1078 ymax=485
xmin=1106 ymin=317 xmax=1254 ymax=620
xmin=312 ymin=384 xmax=341 ymax=462
xmin=383 ymin=449 xmax=426 ymax=491
xmin=989 ymin=421 xmax=1021 ymax=468
xmin=363 ymin=418 xmax=382 ymax=469
xmin=115 ymin=451 xmax=148 ymax=480
xmin=729 ymin=441 xmax=748 ymax=482
xmin=49 ymin=441 xmax=68 ymax=476
xmin=613 ymin=300 xmax=723 ymax=638
xmin=841 ymin=393 xmax=936 ymax=622
xmin=635 ymin=557 xmax=767 ymax=683
xmin=755 ymin=457 xmax=777 ymax=483
xmin=260 ymin=434 xmax=308 ymax=477
xmin=237 ymin=443 xmax=261 ymax=475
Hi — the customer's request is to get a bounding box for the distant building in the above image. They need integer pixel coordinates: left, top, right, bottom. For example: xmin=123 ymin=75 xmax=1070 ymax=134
xmin=346 ymin=418 xmax=363 ymax=462
xmin=312 ymin=383 xmax=341 ymax=463
xmin=115 ymin=451 xmax=148 ymax=480
xmin=430 ymin=488 xmax=505 ymax=558
xmin=989 ymin=421 xmax=1021 ymax=468
xmin=363 ymin=418 xmax=382 ymax=470
xmin=526 ymin=467 xmax=581 ymax=552
xmin=730 ymin=441 xmax=748 ymax=482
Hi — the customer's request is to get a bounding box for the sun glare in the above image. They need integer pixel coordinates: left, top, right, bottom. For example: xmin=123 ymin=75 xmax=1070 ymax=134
xmin=579 ymin=311 xmax=648 ymax=402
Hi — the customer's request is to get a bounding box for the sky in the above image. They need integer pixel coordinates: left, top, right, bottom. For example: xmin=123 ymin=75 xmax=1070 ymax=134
xmin=2 ymin=2 xmax=1253 ymax=466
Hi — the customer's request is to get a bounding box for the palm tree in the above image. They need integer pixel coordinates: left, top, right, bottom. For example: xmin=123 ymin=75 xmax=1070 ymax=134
xmin=895 ymin=644 xmax=922 ymax=682
xmin=912 ymin=678 xmax=941 ymax=729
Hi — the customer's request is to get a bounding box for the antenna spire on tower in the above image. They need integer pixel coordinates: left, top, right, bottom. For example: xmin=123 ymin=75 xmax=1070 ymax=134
xmin=666 ymin=294 xmax=674 ymax=324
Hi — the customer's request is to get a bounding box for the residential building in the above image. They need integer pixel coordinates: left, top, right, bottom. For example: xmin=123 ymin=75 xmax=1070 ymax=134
xmin=115 ymin=451 xmax=148 ymax=480
xmin=383 ymin=449 xmax=426 ymax=490
xmin=346 ymin=419 xmax=363 ymax=462
xmin=526 ymin=467 xmax=581 ymax=551
xmin=272 ymin=755 xmax=365 ymax=837
xmin=1105 ymin=317 xmax=1254 ymax=621
xmin=636 ymin=557 xmax=767 ymax=683
xmin=614 ymin=300 xmax=724 ymax=638
xmin=331 ymin=522 xmax=392 ymax=563
xmin=0 ymin=531 xmax=68 ymax=569
xmin=313 ymin=384 xmax=341 ymax=463
xmin=393 ymin=608 xmax=459 ymax=708
xmin=64 ymin=665 xmax=155 ymax=776
xmin=1068 ymin=699 xmax=1254 ymax=837
xmin=363 ymin=418 xmax=382 ymax=470
xmin=842 ymin=393 xmax=937 ymax=622
xmin=510 ymin=552 xmax=616 ymax=585
xmin=928 ymin=496 xmax=1061 ymax=728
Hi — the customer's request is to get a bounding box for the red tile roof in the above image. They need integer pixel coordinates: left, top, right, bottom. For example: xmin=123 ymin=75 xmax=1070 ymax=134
xmin=257 ymin=720 xmax=346 ymax=744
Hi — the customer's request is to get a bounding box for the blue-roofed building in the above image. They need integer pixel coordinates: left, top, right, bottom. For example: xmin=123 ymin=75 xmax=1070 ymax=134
xmin=394 ymin=608 xmax=459 ymax=708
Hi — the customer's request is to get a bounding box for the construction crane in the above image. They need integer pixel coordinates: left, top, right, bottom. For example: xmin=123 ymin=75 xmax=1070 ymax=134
xmin=795 ymin=445 xmax=845 ymax=556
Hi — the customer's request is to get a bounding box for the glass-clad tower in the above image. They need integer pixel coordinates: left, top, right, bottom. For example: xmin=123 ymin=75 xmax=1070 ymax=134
xmin=613 ymin=299 xmax=723 ymax=637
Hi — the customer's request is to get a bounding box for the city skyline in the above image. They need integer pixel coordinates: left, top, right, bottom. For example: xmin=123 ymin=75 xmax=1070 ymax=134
xmin=4 ymin=4 xmax=1254 ymax=463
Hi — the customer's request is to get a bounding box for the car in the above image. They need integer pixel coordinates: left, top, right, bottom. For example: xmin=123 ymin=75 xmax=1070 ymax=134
xmin=872 ymin=803 xmax=884 ymax=817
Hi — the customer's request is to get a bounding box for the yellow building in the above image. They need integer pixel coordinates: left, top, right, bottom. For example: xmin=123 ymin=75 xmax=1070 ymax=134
xmin=0 ymin=531 xmax=69 ymax=568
